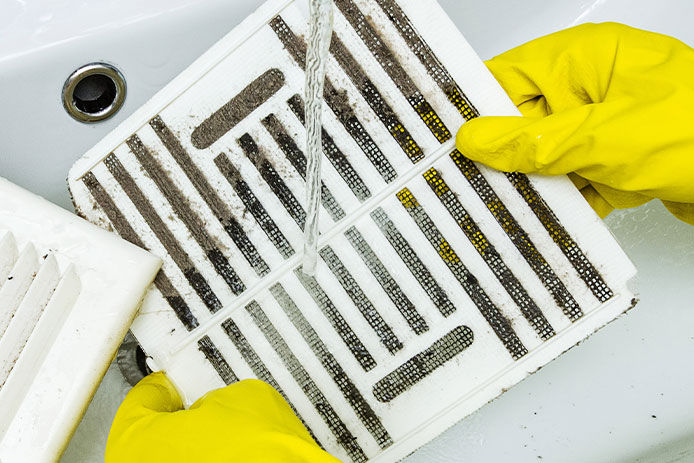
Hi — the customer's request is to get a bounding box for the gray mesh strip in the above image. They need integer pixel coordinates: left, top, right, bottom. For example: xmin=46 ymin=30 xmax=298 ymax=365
xmin=373 ymin=0 xmax=477 ymax=121
xmin=103 ymin=154 xmax=223 ymax=313
xmin=191 ymin=68 xmax=285 ymax=149
xmin=370 ymin=208 xmax=456 ymax=317
xmin=269 ymin=16 xmax=398 ymax=182
xmin=260 ymin=113 xmax=345 ymax=221
xmin=506 ymin=172 xmax=614 ymax=303
xmin=424 ymin=167 xmax=556 ymax=340
xmin=221 ymin=317 xmax=321 ymax=448
xmin=319 ymin=246 xmax=403 ymax=354
xmin=270 ymin=283 xmax=393 ymax=450
xmin=329 ymin=33 xmax=423 ymax=163
xmin=82 ymin=172 xmax=199 ymax=330
xmin=237 ymin=133 xmax=307 ymax=230
xmin=245 ymin=301 xmax=367 ymax=462
xmin=214 ymin=152 xmax=294 ymax=262
xmin=344 ymin=227 xmax=428 ymax=335
xmin=150 ymin=116 xmax=271 ymax=277
xmin=397 ymin=188 xmax=528 ymax=360
xmin=197 ymin=335 xmax=238 ymax=385
xmin=294 ymin=269 xmax=377 ymax=372
xmin=334 ymin=0 xmax=451 ymax=143
xmin=232 ymin=130 xmax=376 ymax=372
xmin=285 ymin=94 xmax=371 ymax=201
xmin=369 ymin=0 xmax=612 ymax=304
xmin=126 ymin=135 xmax=247 ymax=294
xmin=373 ymin=326 xmax=474 ymax=403
xmin=450 ymin=151 xmax=584 ymax=321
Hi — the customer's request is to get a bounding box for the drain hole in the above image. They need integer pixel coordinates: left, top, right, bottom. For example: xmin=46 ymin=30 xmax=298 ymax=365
xmin=135 ymin=343 xmax=152 ymax=377
xmin=62 ymin=62 xmax=126 ymax=123
xmin=72 ymin=74 xmax=117 ymax=115
xmin=117 ymin=332 xmax=152 ymax=386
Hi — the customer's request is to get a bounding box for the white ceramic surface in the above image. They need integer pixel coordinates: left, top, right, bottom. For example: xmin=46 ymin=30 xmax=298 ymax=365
xmin=1 ymin=0 xmax=692 ymax=461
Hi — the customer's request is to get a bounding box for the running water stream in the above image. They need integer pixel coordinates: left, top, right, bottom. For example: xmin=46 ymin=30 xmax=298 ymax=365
xmin=302 ymin=0 xmax=334 ymax=275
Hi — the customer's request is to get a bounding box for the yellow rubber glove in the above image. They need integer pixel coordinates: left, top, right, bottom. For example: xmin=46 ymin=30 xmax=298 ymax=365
xmin=105 ymin=372 xmax=339 ymax=463
xmin=457 ymin=22 xmax=694 ymax=225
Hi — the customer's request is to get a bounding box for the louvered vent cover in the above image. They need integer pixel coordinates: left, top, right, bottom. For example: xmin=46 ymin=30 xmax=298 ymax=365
xmin=0 ymin=178 xmax=161 ymax=462
xmin=69 ymin=0 xmax=637 ymax=461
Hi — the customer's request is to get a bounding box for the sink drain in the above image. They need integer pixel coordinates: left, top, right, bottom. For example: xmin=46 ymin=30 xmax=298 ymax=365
xmin=117 ymin=332 xmax=152 ymax=386
xmin=62 ymin=62 xmax=126 ymax=123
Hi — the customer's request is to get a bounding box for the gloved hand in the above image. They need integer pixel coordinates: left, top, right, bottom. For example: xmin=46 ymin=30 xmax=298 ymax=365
xmin=457 ymin=22 xmax=694 ymax=225
xmin=105 ymin=372 xmax=339 ymax=463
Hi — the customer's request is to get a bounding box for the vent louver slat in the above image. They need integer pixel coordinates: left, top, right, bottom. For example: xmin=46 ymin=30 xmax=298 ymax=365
xmin=0 ymin=234 xmax=18 ymax=283
xmin=0 ymin=252 xmax=63 ymax=386
xmin=0 ymin=243 xmax=40 ymax=337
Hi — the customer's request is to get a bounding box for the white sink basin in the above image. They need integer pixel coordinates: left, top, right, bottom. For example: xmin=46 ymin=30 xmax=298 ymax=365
xmin=1 ymin=0 xmax=693 ymax=461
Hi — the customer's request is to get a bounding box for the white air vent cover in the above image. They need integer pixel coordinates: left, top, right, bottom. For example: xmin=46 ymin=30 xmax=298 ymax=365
xmin=69 ymin=0 xmax=637 ymax=461
xmin=0 ymin=178 xmax=161 ymax=462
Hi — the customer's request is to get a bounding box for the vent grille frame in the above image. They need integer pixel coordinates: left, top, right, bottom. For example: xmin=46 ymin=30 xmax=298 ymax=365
xmin=0 ymin=178 xmax=161 ymax=461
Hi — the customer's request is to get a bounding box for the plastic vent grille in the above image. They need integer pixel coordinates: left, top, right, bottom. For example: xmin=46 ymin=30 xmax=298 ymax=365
xmin=0 ymin=179 xmax=161 ymax=462
xmin=0 ymin=233 xmax=81 ymax=426
xmin=68 ymin=0 xmax=637 ymax=461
